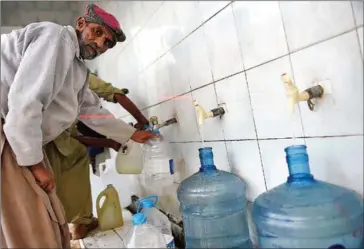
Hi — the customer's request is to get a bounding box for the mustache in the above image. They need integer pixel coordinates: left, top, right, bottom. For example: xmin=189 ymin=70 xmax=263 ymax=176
xmin=86 ymin=42 xmax=98 ymax=51
xmin=83 ymin=42 xmax=100 ymax=57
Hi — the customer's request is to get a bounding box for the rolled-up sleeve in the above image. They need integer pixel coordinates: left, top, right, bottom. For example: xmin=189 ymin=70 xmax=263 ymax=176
xmin=78 ymin=87 xmax=136 ymax=145
xmin=4 ymin=32 xmax=74 ymax=166
xmin=88 ymin=73 xmax=123 ymax=103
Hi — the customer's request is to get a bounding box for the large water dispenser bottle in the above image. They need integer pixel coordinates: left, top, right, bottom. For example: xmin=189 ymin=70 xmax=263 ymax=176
xmin=177 ymin=147 xmax=252 ymax=248
xmin=138 ymin=195 xmax=175 ymax=248
xmin=252 ymin=144 xmax=363 ymax=248
xmin=124 ymin=213 xmax=167 ymax=248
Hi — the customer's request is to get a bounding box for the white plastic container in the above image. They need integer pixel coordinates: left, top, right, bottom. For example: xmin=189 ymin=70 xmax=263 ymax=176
xmin=138 ymin=195 xmax=175 ymax=248
xmin=139 ymin=135 xmax=174 ymax=195
xmin=115 ymin=140 xmax=143 ymax=174
xmin=142 ymin=135 xmax=171 ymax=176
xmin=124 ymin=213 xmax=166 ymax=248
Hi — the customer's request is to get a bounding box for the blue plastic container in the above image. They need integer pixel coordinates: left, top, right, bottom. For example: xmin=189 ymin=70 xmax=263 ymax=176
xmin=252 ymin=144 xmax=363 ymax=248
xmin=177 ymin=147 xmax=252 ymax=248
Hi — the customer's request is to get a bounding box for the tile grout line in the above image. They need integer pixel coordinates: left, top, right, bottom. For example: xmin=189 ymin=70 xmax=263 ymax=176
xmin=230 ymin=1 xmax=268 ymax=191
xmin=350 ymin=1 xmax=364 ymax=61
xmin=168 ymin=133 xmax=364 ymax=144
xmin=120 ymin=24 xmax=362 ymax=117
xmin=120 ymin=4 xmax=362 ymax=85
xmin=120 ymin=1 xmax=235 ymax=83
xmin=116 ymin=1 xmax=164 ymax=55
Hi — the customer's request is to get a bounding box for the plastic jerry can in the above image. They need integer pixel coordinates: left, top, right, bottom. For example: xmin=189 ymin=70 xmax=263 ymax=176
xmin=96 ymin=184 xmax=124 ymax=231
xmin=115 ymin=140 xmax=143 ymax=174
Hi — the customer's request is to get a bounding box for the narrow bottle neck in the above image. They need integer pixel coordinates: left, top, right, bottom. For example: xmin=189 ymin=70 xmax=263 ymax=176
xmin=199 ymin=147 xmax=217 ymax=171
xmin=285 ymin=145 xmax=314 ymax=182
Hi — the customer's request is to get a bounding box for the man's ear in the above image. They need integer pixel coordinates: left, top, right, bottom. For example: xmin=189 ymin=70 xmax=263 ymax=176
xmin=76 ymin=16 xmax=86 ymax=31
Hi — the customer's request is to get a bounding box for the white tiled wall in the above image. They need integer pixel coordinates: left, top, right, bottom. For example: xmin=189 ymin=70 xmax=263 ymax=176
xmin=89 ymin=1 xmax=364 ymax=215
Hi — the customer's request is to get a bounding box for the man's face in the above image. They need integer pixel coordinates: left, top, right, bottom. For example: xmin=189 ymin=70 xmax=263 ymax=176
xmin=76 ymin=17 xmax=115 ymax=60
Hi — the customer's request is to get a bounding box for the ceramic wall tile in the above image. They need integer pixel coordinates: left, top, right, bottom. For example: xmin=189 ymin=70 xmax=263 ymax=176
xmin=204 ymin=5 xmax=244 ymax=80
xmin=233 ymin=1 xmax=288 ymax=69
xmin=280 ymin=1 xmax=354 ymax=51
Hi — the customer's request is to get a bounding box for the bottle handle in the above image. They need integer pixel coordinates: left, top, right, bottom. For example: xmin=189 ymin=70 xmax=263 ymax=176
xmin=96 ymin=192 xmax=108 ymax=215
xmin=99 ymin=162 xmax=107 ymax=177
xmin=121 ymin=141 xmax=133 ymax=156
xmin=137 ymin=195 xmax=158 ymax=213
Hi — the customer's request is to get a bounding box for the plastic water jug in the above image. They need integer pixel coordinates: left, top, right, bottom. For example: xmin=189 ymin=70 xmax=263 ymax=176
xmin=142 ymin=134 xmax=171 ymax=177
xmin=177 ymin=147 xmax=252 ymax=248
xmin=115 ymin=140 xmax=143 ymax=174
xmin=96 ymin=184 xmax=124 ymax=231
xmin=138 ymin=195 xmax=175 ymax=248
xmin=252 ymin=144 xmax=364 ymax=248
xmin=124 ymin=213 xmax=167 ymax=248
xmin=139 ymin=133 xmax=174 ymax=199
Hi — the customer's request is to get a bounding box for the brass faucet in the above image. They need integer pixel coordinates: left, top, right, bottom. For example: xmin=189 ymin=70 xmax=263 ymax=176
xmin=193 ymin=100 xmax=225 ymax=125
xmin=281 ymin=73 xmax=325 ymax=112
xmin=149 ymin=116 xmax=178 ymax=131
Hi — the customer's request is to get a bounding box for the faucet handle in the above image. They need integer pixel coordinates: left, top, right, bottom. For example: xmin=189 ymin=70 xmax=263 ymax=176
xmin=150 ymin=116 xmax=159 ymax=125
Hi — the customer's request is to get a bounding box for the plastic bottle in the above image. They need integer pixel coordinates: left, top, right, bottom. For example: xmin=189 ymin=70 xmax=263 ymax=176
xmin=252 ymin=144 xmax=364 ymax=248
xmin=142 ymin=133 xmax=171 ymax=177
xmin=177 ymin=147 xmax=252 ymax=248
xmin=124 ymin=213 xmax=167 ymax=248
xmin=96 ymin=184 xmax=124 ymax=231
xmin=138 ymin=195 xmax=175 ymax=248
xmin=139 ymin=132 xmax=174 ymax=201
xmin=115 ymin=140 xmax=143 ymax=174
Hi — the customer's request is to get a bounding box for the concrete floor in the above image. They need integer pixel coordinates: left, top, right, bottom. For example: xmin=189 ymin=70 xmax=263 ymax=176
xmin=80 ymin=210 xmax=133 ymax=248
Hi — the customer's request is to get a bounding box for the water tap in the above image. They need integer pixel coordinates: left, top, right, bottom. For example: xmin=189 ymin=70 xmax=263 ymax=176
xmin=149 ymin=116 xmax=178 ymax=131
xmin=281 ymin=73 xmax=325 ymax=112
xmin=193 ymin=100 xmax=225 ymax=125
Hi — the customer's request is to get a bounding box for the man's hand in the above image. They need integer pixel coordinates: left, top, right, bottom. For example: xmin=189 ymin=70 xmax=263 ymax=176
xmin=131 ymin=130 xmax=157 ymax=143
xmin=134 ymin=122 xmax=147 ymax=130
xmin=29 ymin=164 xmax=55 ymax=193
xmin=111 ymin=140 xmax=122 ymax=151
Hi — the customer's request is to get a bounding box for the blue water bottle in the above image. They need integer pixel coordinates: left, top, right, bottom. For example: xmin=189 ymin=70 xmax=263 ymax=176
xmin=252 ymin=144 xmax=363 ymax=248
xmin=177 ymin=147 xmax=252 ymax=248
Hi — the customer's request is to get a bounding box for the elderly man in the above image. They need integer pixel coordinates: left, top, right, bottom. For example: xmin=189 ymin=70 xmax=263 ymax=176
xmin=0 ymin=4 xmax=154 ymax=248
xmin=45 ymin=73 xmax=150 ymax=240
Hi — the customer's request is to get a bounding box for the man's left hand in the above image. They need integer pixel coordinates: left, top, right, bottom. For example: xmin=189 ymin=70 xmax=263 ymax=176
xmin=111 ymin=141 xmax=122 ymax=151
xmin=134 ymin=122 xmax=147 ymax=130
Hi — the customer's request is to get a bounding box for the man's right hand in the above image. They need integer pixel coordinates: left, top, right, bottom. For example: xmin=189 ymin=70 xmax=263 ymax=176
xmin=29 ymin=164 xmax=55 ymax=193
xmin=131 ymin=130 xmax=157 ymax=143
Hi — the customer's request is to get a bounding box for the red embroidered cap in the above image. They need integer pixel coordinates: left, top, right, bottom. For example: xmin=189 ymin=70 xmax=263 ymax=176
xmin=83 ymin=4 xmax=126 ymax=45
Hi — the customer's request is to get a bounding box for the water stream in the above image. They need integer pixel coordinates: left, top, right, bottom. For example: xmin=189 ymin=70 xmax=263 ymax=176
xmin=198 ymin=123 xmax=206 ymax=148
xmin=291 ymin=105 xmax=298 ymax=146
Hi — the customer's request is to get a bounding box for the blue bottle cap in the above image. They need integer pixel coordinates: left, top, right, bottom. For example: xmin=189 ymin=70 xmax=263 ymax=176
xmin=137 ymin=195 xmax=158 ymax=212
xmin=132 ymin=213 xmax=147 ymax=225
